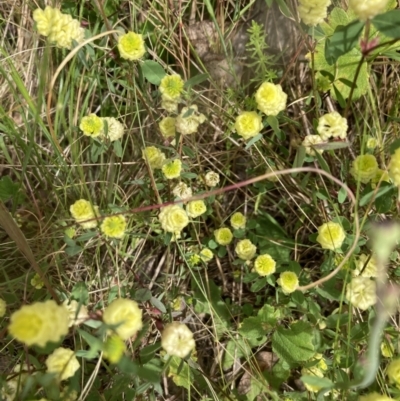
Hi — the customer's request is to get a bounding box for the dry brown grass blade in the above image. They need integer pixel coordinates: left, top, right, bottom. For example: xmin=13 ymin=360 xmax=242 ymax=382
xmin=0 ymin=201 xmax=60 ymax=303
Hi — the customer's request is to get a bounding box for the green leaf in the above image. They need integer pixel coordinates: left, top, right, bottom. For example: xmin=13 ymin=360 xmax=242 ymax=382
xmin=150 ymin=296 xmax=167 ymax=313
xmin=65 ymin=245 xmax=83 ymax=256
xmin=372 ymin=10 xmax=400 ymax=39
xmin=135 ymin=288 xmax=152 ymax=302
xmin=301 ymin=374 xmax=333 ymax=389
xmin=71 ymin=282 xmax=89 ymax=304
xmin=359 ymin=183 xmax=394 ymax=206
xmin=338 ymin=186 xmax=347 ymax=204
xmin=245 ymin=133 xmax=262 ymax=149
xmin=313 ymin=141 xmax=350 ymax=151
xmin=314 ymin=151 xmax=331 ymax=174
xmin=169 ymin=357 xmax=193 ymax=390
xmin=272 ymin=321 xmax=315 ymax=365
xmin=113 ymin=140 xmax=123 ymax=157
xmin=239 ymin=317 xmax=267 ymax=344
xmin=184 ymin=73 xmax=209 ymax=88
xmin=141 ymin=60 xmax=166 ymax=85
xmin=0 ymin=176 xmax=21 ymax=202
xmin=250 ymin=277 xmax=267 ymax=292
xmin=324 ymin=20 xmax=365 ymax=65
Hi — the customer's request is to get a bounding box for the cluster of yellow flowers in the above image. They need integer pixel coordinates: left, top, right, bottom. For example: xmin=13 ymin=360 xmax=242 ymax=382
xmin=70 ymin=199 xmax=127 ymax=239
xmin=235 ymin=82 xmax=287 ymax=140
xmin=79 ymin=115 xmax=125 ymax=142
xmin=117 ymin=31 xmax=146 ymax=60
xmin=159 ymin=74 xmax=184 ymax=113
xmin=45 ymin=347 xmax=80 ymax=381
xmin=349 ymin=0 xmax=390 ymax=21
xmin=63 ymin=300 xmax=89 ymax=327
xmin=235 ymin=239 xmax=257 ymax=260
xmin=187 ymin=246 xmax=214 ymax=267
xmin=316 ymin=221 xmax=346 ymax=251
xmin=8 ymin=300 xmax=69 ymax=347
xmin=346 ymin=276 xmax=377 ymax=310
xmin=143 ymin=146 xmax=166 ymax=170
xmin=230 ymin=212 xmax=246 ymax=230
xmin=254 ymin=254 xmax=276 ymax=276
xmin=161 ymin=322 xmax=195 ymax=358
xmin=158 ymin=205 xmax=189 ymax=239
xmin=277 ymin=271 xmax=299 ymax=294
xmin=350 ymin=154 xmax=379 ymax=184
xmin=353 ymin=254 xmax=378 ymax=277
xmin=298 ymin=0 xmax=331 ymax=26
xmin=33 ymin=6 xmax=85 ymax=49
xmin=103 ymin=335 xmax=127 ymax=364
xmin=301 ymin=354 xmax=328 ymax=392
xmin=162 ymin=159 xmax=182 ymax=179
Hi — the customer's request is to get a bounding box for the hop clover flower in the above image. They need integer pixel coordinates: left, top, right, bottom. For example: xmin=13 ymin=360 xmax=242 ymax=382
xmin=0 ymin=298 xmax=6 ymax=317
xmin=45 ymin=347 xmax=80 ymax=381
xmin=175 ymin=105 xmax=206 ymax=135
xmin=30 ymin=273 xmax=44 ymax=289
xmin=103 ymin=298 xmax=143 ymax=340
xmin=103 ymin=117 xmax=124 ymax=142
xmin=230 ymin=212 xmax=246 ymax=230
xmin=255 ymin=82 xmax=287 ymax=116
xmin=359 ymin=393 xmax=394 ymax=401
xmin=214 ymin=227 xmax=233 ymax=246
xmin=100 ymin=215 xmax=127 ymax=239
xmin=33 ymin=6 xmax=85 ymax=49
xmin=161 ymin=322 xmax=195 ymax=358
xmin=346 ymin=276 xmax=376 ymax=310
xmin=367 ymin=137 xmax=378 ymax=150
xmin=162 ymin=159 xmax=182 ymax=179
xmin=200 ymin=248 xmax=214 ymax=263
xmin=143 ymin=146 xmax=166 ymax=170
xmin=235 ymin=239 xmax=257 ymax=261
xmin=204 ymin=171 xmax=220 ymax=187
xmin=389 ymin=148 xmax=400 ymax=186
xmin=350 ymin=154 xmax=379 ymax=184
xmin=316 ymin=221 xmax=346 ymax=251
xmin=317 ymin=112 xmax=348 ymax=140
xmin=79 ymin=114 xmax=104 ymax=138
xmin=103 ymin=335 xmax=126 ymax=364
xmin=234 ymin=111 xmax=263 ymax=140
xmin=172 ymin=182 xmax=192 ymax=200
xmin=277 ymin=271 xmax=299 ymax=294
xmin=8 ymin=300 xmax=69 ymax=347
xmin=159 ymin=116 xmax=176 ymax=138
xmin=298 ymin=0 xmax=331 ymax=26
xmin=70 ymin=199 xmax=99 ymax=229
xmin=186 ymin=200 xmax=207 ymax=218
xmin=63 ymin=300 xmax=88 ymax=327
xmin=353 ymin=254 xmax=378 ymax=278
xmin=301 ymin=366 xmax=325 ymax=392
xmin=159 ymin=205 xmax=189 ymax=235
xmin=117 ymin=31 xmax=146 ymax=60
xmin=159 ymin=75 xmax=184 ymax=101
xmin=254 ymin=254 xmax=276 ymax=276
xmin=161 ymin=98 xmax=179 ymax=113
xmin=387 ymin=358 xmax=400 ymax=388
xmin=349 ymin=0 xmax=390 ymax=21
xmin=302 ymin=134 xmax=324 ymax=156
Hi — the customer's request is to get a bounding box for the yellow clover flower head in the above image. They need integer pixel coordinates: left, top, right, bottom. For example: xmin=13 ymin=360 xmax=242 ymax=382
xmin=230 ymin=212 xmax=246 ymax=230
xmin=316 ymin=221 xmax=346 ymax=251
xmin=346 ymin=276 xmax=376 ymax=310
xmin=189 ymin=254 xmax=201 ymax=266
xmin=387 ymin=358 xmax=400 ymax=388
xmin=30 ymin=273 xmax=44 ymax=289
xmin=103 ymin=335 xmax=126 ymax=364
xmin=317 ymin=112 xmax=348 ymax=141
xmin=161 ymin=98 xmax=179 ymax=113
xmin=103 ymin=117 xmax=124 ymax=142
xmin=235 ymin=239 xmax=257 ymax=261
xmin=63 ymin=300 xmax=88 ymax=327
xmin=254 ymin=254 xmax=276 ymax=276
xmin=366 ymin=136 xmax=378 ymax=150
xmin=172 ymin=182 xmax=192 ymax=200
xmin=214 ymin=227 xmax=233 ymax=246
xmin=161 ymin=322 xmax=196 ymax=358
xmin=8 ymin=300 xmax=69 ymax=347
xmin=33 ymin=6 xmax=85 ymax=49
xmin=117 ymin=31 xmax=146 ymax=61
xmin=175 ymin=105 xmax=206 ymax=135
xmin=79 ymin=114 xmax=104 ymax=138
xmin=186 ymin=200 xmax=207 ymax=218
xmin=381 ymin=341 xmax=395 ymax=358
xmin=301 ymin=366 xmax=325 ymax=392
xmin=143 ymin=146 xmax=166 ymax=170
xmin=389 ymin=148 xmax=400 ymax=186
xmin=298 ymin=0 xmax=331 ymax=26
xmin=359 ymin=393 xmax=395 ymax=401
xmin=45 ymin=347 xmax=80 ymax=381
xmin=255 ymin=82 xmax=287 ymax=116
xmin=159 ymin=74 xmax=184 ymax=101
xmin=302 ymin=134 xmax=324 ymax=156
xmin=162 ymin=159 xmax=182 ymax=179
xmin=349 ymin=0 xmax=390 ymax=21
xmin=234 ymin=111 xmax=263 ymax=140
xmin=159 ymin=205 xmax=189 ymax=235
xmin=159 ymin=116 xmax=176 ymax=138
xmin=70 ymin=199 xmax=99 ymax=229
xmin=350 ymin=154 xmax=379 ymax=184
xmin=0 ymin=298 xmax=6 ymax=317
xmin=277 ymin=271 xmax=299 ymax=294
xmin=204 ymin=171 xmax=220 ymax=187
xmin=101 ymin=215 xmax=127 ymax=239
xmin=103 ymin=298 xmax=143 ymax=340
xmin=353 ymin=254 xmax=378 ymax=278
xmin=200 ymin=248 xmax=214 ymax=263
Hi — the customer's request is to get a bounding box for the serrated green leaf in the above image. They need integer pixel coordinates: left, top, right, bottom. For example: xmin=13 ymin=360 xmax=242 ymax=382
xmin=320 ymin=7 xmax=352 ymax=36
xmin=239 ymin=317 xmax=266 ymax=344
xmin=223 ymin=338 xmax=252 ymax=370
xmin=272 ymin=321 xmax=315 ymax=365
xmin=372 ymin=10 xmax=400 ymax=39
xmin=141 ymin=60 xmax=166 ymax=85
xmin=0 ymin=176 xmax=20 ymax=202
